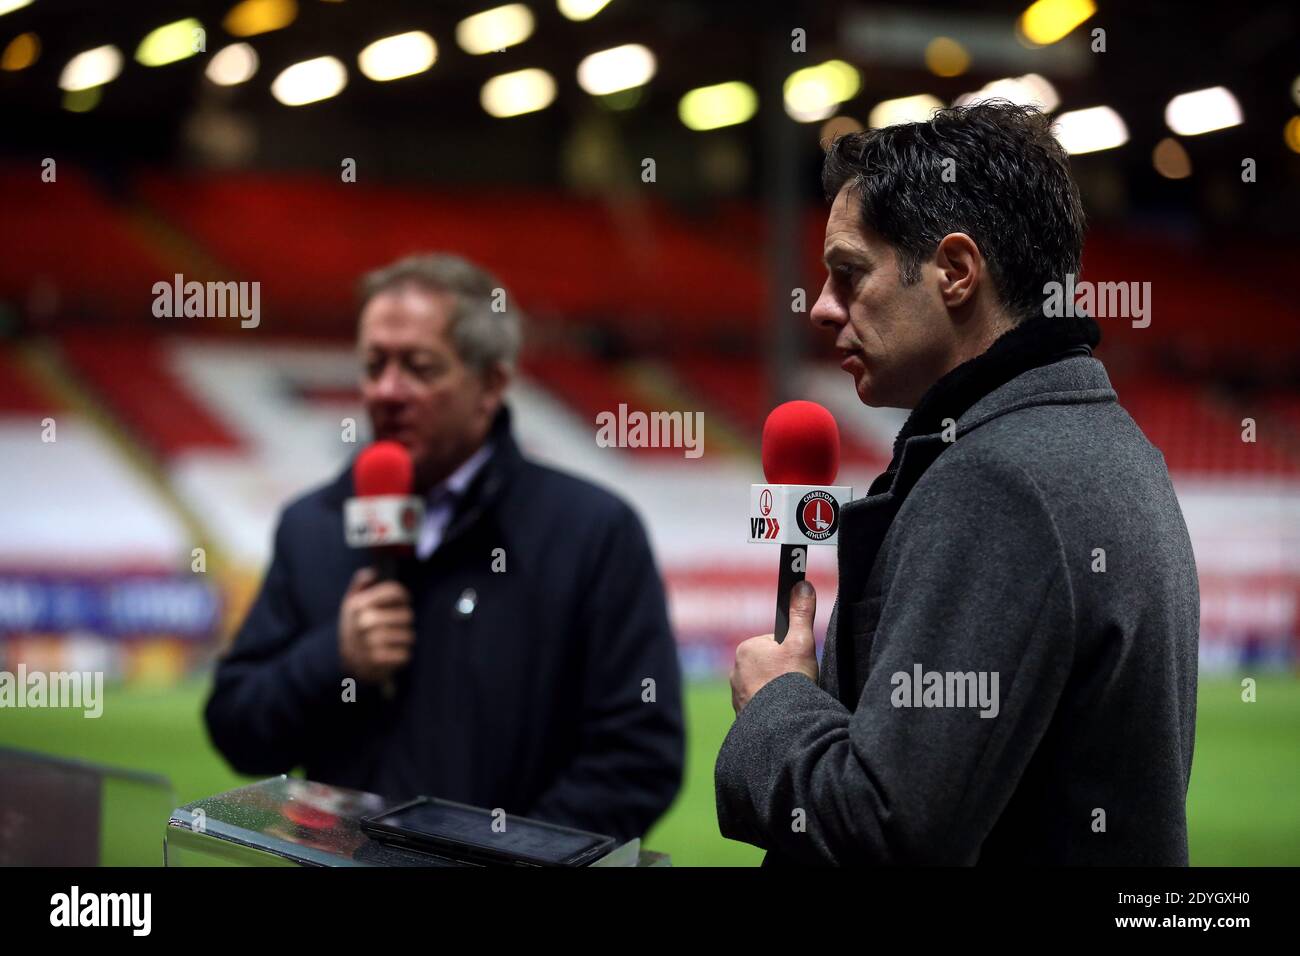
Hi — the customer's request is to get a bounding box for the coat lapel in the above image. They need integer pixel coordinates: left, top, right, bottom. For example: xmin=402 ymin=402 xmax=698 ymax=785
xmin=827 ymin=435 xmax=947 ymax=706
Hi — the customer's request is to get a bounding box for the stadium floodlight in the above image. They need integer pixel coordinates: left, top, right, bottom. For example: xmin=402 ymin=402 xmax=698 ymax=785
xmin=1053 ymin=105 xmax=1128 ymax=154
xmin=1 ymin=31 xmax=39 ymax=71
xmin=558 ymin=0 xmax=611 ymax=20
xmin=954 ymin=74 xmax=1059 ymax=112
xmin=1164 ymin=86 xmax=1243 ymax=136
xmin=224 ymin=0 xmax=297 ymax=38
xmin=868 ymin=93 xmax=943 ymax=129
xmin=481 ymin=67 xmax=555 ymax=117
xmin=925 ymin=37 xmax=970 ymax=78
xmin=206 ymin=43 xmax=258 ymax=86
xmin=679 ymin=81 xmax=758 ymax=131
xmin=271 ymin=55 xmax=347 ymax=106
xmin=1018 ymin=0 xmax=1096 ymax=46
xmin=1287 ymin=117 xmax=1300 ymax=154
xmin=1152 ymin=137 xmax=1192 ymax=179
xmin=359 ymin=31 xmax=437 ymax=82
xmin=59 ymin=45 xmax=123 ymax=92
xmin=577 ymin=43 xmax=655 ymax=96
xmin=136 ymin=19 xmax=205 ymax=68
xmin=457 ymin=4 xmax=535 ymax=56
xmin=784 ymin=60 xmax=860 ymax=123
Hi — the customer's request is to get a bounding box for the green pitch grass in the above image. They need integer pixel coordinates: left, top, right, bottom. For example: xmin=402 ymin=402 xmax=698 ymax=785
xmin=1 ymin=677 xmax=1296 ymax=866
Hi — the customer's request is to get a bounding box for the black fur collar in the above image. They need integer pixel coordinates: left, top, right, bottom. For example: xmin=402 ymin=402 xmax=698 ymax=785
xmin=871 ymin=313 xmax=1101 ymax=492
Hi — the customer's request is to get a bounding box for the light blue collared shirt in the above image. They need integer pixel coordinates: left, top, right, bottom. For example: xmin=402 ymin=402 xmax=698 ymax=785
xmin=415 ymin=442 xmax=494 ymax=560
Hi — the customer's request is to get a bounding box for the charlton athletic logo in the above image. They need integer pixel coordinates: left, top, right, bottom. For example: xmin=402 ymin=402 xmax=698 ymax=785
xmin=400 ymin=503 xmax=420 ymax=533
xmin=795 ymin=490 xmax=839 ymax=541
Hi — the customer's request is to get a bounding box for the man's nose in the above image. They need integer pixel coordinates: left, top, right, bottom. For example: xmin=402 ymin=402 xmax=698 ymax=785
xmin=371 ymin=362 xmax=407 ymax=402
xmin=810 ymin=280 xmax=845 ymax=332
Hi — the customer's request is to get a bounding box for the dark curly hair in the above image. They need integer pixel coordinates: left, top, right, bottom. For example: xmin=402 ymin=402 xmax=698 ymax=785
xmin=822 ymin=101 xmax=1086 ymax=324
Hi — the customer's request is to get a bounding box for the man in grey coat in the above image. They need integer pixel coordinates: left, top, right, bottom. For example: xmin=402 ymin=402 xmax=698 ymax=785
xmin=715 ymin=103 xmax=1200 ymax=865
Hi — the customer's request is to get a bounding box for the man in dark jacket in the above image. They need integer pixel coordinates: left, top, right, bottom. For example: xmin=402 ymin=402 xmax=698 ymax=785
xmin=206 ymin=253 xmax=684 ymax=842
xmin=716 ymin=103 xmax=1199 ymax=864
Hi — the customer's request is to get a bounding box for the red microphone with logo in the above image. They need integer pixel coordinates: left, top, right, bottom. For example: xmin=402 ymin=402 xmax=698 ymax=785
xmin=345 ymin=441 xmax=425 ymax=578
xmin=750 ymin=401 xmax=853 ymax=642
xmin=345 ymin=442 xmax=424 ymax=698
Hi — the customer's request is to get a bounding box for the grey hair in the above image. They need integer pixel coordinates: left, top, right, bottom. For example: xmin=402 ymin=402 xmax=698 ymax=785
xmin=358 ymin=252 xmax=523 ymax=372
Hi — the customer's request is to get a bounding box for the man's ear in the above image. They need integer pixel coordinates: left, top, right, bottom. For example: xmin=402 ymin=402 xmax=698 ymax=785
xmin=934 ymin=233 xmax=983 ymax=310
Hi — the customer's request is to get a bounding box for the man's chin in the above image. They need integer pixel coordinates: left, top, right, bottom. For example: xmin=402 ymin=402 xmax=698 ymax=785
xmin=852 ymin=370 xmax=881 ymax=407
xmin=371 ymin=431 xmax=428 ymax=473
xmin=852 ymin=371 xmax=908 ymax=410
xmin=373 ymin=427 xmax=417 ymax=450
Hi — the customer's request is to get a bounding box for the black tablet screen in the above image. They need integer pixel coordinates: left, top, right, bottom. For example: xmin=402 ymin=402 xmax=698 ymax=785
xmin=376 ymin=801 xmax=607 ymax=864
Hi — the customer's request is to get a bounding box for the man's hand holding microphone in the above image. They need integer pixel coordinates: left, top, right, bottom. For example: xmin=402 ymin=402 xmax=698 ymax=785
xmin=730 ymin=580 xmax=819 ymax=714
xmin=338 ymin=567 xmax=415 ymax=685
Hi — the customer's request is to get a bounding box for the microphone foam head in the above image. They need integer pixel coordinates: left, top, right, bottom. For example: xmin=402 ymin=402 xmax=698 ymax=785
xmin=762 ymin=400 xmax=840 ymax=485
xmin=354 ymin=440 xmax=414 ymax=497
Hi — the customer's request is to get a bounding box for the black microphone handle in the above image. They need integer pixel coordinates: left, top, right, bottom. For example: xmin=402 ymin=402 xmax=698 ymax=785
xmin=372 ymin=550 xmax=399 ymax=582
xmin=370 ymin=549 xmax=401 ymax=699
xmin=773 ymin=543 xmax=806 ymax=643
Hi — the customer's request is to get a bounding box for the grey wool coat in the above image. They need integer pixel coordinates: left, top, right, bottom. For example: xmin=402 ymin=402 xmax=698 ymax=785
xmin=715 ymin=349 xmax=1200 ymax=865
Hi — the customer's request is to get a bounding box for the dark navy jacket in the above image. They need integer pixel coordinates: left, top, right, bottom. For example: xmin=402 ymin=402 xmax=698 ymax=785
xmin=205 ymin=407 xmax=685 ymax=841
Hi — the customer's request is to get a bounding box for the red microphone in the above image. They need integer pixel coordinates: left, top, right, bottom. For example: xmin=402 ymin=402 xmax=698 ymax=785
xmin=355 ymin=440 xmax=414 ymax=498
xmin=750 ymin=401 xmax=852 ymax=642
xmin=762 ymin=400 xmax=840 ymax=486
xmin=346 ymin=441 xmax=424 ymax=581
xmin=345 ymin=442 xmax=424 ymax=700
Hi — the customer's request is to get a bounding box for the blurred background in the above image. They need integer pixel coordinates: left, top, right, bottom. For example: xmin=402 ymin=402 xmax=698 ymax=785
xmin=0 ymin=0 xmax=1297 ymax=865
